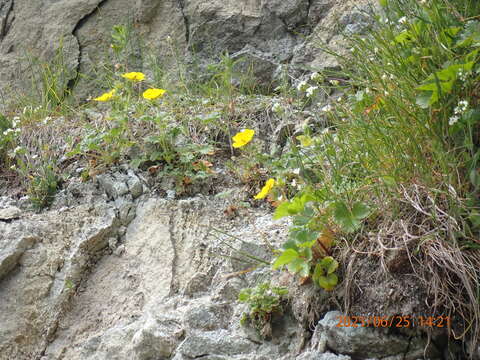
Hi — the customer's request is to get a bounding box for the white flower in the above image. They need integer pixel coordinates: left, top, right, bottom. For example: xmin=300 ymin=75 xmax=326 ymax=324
xmin=321 ymin=104 xmax=333 ymax=112
xmin=449 ymin=115 xmax=459 ymax=126
xmin=292 ymin=168 xmax=301 ymax=175
xmin=31 ymin=154 xmax=39 ymax=160
xmin=374 ymin=47 xmax=379 ymax=53
xmin=310 ymin=72 xmax=322 ymax=82
xmin=297 ymin=80 xmax=309 ymax=92
xmin=272 ymin=102 xmax=283 ymax=114
xmin=10 ymin=165 xmax=16 ymax=170
xmin=457 ymin=70 xmax=467 ymax=82
xmin=329 ymin=79 xmax=340 ymax=86
xmin=13 ymin=146 xmax=23 ymax=154
xmin=306 ymin=86 xmax=318 ymax=98
xmin=398 ymin=16 xmax=408 ymax=24
xmin=2 ymin=128 xmax=13 ymax=136
xmin=381 ymin=74 xmax=388 ymax=80
xmin=454 ymin=100 xmax=468 ymax=114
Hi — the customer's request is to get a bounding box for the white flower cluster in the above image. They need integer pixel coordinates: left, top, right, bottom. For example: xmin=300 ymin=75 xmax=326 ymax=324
xmin=457 ymin=69 xmax=468 ymax=82
xmin=449 ymin=100 xmax=469 ymax=126
xmin=2 ymin=116 xmax=21 ymax=137
xmin=297 ymin=80 xmax=309 ymax=92
xmin=310 ymin=72 xmax=322 ymax=82
xmin=306 ymin=86 xmax=318 ymax=98
xmin=297 ymin=77 xmax=320 ymax=99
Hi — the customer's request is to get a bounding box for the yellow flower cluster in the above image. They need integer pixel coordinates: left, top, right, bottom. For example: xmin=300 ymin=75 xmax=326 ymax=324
xmin=93 ymin=89 xmax=116 ymax=102
xmin=232 ymin=129 xmax=255 ymax=148
xmin=254 ymin=178 xmax=275 ymax=200
xmin=121 ymin=72 xmax=145 ymax=81
xmin=143 ymin=88 xmax=166 ymax=100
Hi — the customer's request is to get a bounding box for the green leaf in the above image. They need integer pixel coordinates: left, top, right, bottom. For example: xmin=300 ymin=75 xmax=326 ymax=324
xmin=416 ymin=91 xmax=433 ymax=108
xmin=287 ymin=258 xmax=310 ymax=277
xmin=272 ymin=249 xmax=299 ymax=269
xmin=273 ymin=192 xmax=315 ymax=220
xmin=320 ymin=256 xmax=339 ymax=275
xmin=238 ymin=290 xmax=251 ymax=302
xmin=333 ymin=201 xmax=360 ymax=233
xmin=312 ymin=262 xmax=324 ymax=283
xmin=352 ymin=202 xmax=370 ymax=219
xmin=282 ymin=239 xmax=299 ymax=251
xmin=395 ymin=30 xmax=413 ymax=44
xmin=291 ymin=228 xmax=319 ymax=244
xmin=317 ymin=273 xmax=338 ymax=291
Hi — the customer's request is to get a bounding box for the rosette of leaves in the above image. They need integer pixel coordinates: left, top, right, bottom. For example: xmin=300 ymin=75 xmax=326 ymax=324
xmin=238 ymin=282 xmax=288 ymax=338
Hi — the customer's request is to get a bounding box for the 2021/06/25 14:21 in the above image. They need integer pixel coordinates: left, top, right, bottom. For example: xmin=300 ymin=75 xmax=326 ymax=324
xmin=335 ymin=315 xmax=451 ymax=328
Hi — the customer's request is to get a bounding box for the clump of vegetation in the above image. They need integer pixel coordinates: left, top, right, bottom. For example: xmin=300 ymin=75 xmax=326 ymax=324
xmin=240 ymin=0 xmax=480 ymax=350
xmin=238 ymin=282 xmax=288 ymax=338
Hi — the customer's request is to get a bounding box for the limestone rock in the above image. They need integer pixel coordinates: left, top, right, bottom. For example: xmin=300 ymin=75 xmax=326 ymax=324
xmin=313 ymin=311 xmax=441 ymax=359
xmin=177 ymin=329 xmax=257 ymax=358
xmin=0 ymin=205 xmax=21 ymax=220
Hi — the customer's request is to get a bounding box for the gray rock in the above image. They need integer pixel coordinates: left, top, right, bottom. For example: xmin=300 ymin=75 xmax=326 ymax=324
xmin=182 ymin=272 xmax=211 ymax=297
xmin=97 ymin=173 xmax=130 ymax=200
xmin=127 ymin=170 xmax=144 ymax=199
xmin=115 ymin=195 xmax=136 ymax=225
xmin=313 ymin=311 xmax=440 ymax=359
xmin=131 ymin=316 xmax=184 ymax=360
xmin=0 ymin=0 xmax=374 ymax=106
xmin=178 ymin=329 xmax=257 ymax=358
xmin=183 ymin=302 xmax=231 ymax=331
xmin=0 ymin=226 xmax=37 ymax=280
xmin=296 ymin=352 xmax=351 ymax=360
xmin=0 ymin=206 xmax=21 ymax=220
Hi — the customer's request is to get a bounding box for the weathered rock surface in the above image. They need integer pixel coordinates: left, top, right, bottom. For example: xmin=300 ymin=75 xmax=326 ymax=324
xmin=0 ymin=0 xmax=373 ymax=107
xmin=0 ymin=168 xmax=453 ymax=360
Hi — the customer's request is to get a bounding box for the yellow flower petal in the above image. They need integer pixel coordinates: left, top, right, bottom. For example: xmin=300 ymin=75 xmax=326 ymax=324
xmin=143 ymin=88 xmax=166 ymax=100
xmin=254 ymin=178 xmax=275 ymax=200
xmin=232 ymin=129 xmax=255 ymax=148
xmin=121 ymin=72 xmax=145 ymax=81
xmin=93 ymin=89 xmax=116 ymax=102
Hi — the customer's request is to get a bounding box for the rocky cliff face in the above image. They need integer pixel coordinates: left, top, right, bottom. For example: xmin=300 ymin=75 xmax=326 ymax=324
xmin=0 ymin=172 xmax=446 ymax=360
xmin=0 ymin=0 xmax=371 ymax=106
xmin=0 ymin=1 xmax=465 ymax=359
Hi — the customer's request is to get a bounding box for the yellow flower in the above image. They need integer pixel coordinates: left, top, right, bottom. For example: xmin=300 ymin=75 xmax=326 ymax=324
xmin=121 ymin=72 xmax=145 ymax=81
xmin=232 ymin=129 xmax=255 ymax=148
xmin=254 ymin=178 xmax=275 ymax=200
xmin=143 ymin=88 xmax=166 ymax=100
xmin=93 ymin=89 xmax=116 ymax=102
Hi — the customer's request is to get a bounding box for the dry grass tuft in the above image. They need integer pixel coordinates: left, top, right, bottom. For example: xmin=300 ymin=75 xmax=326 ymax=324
xmin=340 ymin=184 xmax=480 ymax=351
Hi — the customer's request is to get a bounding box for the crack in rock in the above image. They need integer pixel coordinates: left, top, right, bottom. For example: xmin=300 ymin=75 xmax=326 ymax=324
xmin=177 ymin=0 xmax=189 ymax=44
xmin=0 ymin=0 xmax=14 ymax=41
xmin=66 ymin=0 xmax=110 ymax=94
